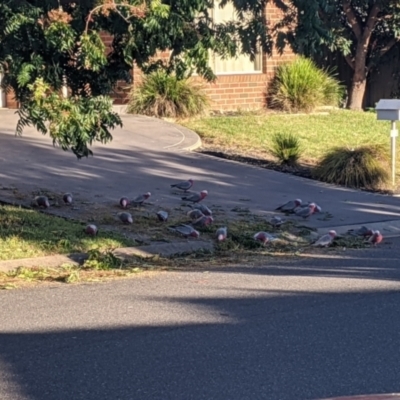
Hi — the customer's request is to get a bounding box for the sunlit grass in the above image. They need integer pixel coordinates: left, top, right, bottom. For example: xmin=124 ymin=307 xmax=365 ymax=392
xmin=0 ymin=205 xmax=135 ymax=260
xmin=182 ymin=110 xmax=396 ymax=165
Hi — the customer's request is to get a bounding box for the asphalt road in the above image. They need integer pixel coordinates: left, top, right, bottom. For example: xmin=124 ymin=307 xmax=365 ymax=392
xmin=2 ymin=240 xmax=400 ymax=400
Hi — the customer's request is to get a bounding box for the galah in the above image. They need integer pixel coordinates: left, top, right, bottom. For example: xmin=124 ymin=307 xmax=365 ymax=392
xmin=348 ymin=225 xmax=373 ymax=237
xmin=275 ymin=198 xmax=302 ymax=213
xmin=34 ymin=195 xmax=50 ymax=208
xmin=168 ymin=224 xmax=200 ymax=238
xmin=253 ymin=231 xmax=276 ymax=245
xmin=294 ymin=203 xmax=316 ymax=218
xmin=156 ymin=210 xmax=169 ymax=222
xmin=216 ymin=227 xmax=228 ymax=242
xmin=270 ymin=216 xmax=284 ymax=228
xmin=119 ymin=197 xmax=130 ymax=209
xmin=192 ymin=203 xmax=212 ymax=216
xmin=312 ymin=230 xmax=337 ymax=247
xmin=132 ymin=192 xmax=151 ymax=206
xmin=63 ymin=193 xmax=73 ymax=205
xmin=192 ymin=215 xmax=214 ymax=228
xmin=171 ymin=179 xmax=194 ymax=192
xmin=117 ymin=212 xmax=133 ymax=224
xmin=187 ymin=209 xmax=205 ymax=220
xmin=298 ymin=202 xmax=322 ymax=214
xmin=84 ymin=224 xmax=98 ymax=236
xmin=182 ymin=190 xmax=208 ymax=203
xmin=368 ymin=230 xmax=383 ymax=246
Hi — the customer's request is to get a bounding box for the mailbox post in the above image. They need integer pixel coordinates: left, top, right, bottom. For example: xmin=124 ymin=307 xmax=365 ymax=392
xmin=376 ymin=99 xmax=400 ymax=186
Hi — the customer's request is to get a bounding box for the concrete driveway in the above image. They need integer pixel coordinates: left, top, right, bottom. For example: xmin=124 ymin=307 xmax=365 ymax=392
xmin=1 ymin=109 xmax=400 ymax=234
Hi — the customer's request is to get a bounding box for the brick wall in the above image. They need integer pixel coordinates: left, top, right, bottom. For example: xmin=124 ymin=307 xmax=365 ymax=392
xmin=131 ymin=2 xmax=295 ymax=112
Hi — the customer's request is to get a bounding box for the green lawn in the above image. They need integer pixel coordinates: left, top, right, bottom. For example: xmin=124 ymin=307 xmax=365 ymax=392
xmin=181 ymin=110 xmax=396 ymax=165
xmin=0 ymin=205 xmax=135 ymax=260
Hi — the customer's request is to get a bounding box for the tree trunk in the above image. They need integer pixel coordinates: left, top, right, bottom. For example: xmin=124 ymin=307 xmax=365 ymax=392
xmin=347 ymin=70 xmax=367 ymax=111
xmin=346 ymin=23 xmax=371 ymax=111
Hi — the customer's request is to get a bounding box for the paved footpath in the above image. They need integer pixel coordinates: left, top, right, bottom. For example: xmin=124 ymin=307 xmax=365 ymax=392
xmin=1 ymin=109 xmax=400 ymax=236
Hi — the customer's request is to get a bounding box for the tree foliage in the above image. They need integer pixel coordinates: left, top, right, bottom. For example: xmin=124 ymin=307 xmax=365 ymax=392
xmin=272 ymin=0 xmax=400 ymax=110
xmin=0 ymin=0 xmax=271 ymax=158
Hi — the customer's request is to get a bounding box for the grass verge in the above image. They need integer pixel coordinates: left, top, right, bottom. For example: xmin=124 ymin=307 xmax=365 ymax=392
xmin=0 ymin=204 xmax=136 ymax=260
xmin=181 ymin=110 xmax=397 ymax=170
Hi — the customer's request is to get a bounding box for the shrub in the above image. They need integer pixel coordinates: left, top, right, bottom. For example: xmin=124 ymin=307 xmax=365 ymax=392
xmin=270 ymin=132 xmax=303 ymax=166
xmin=128 ymin=70 xmax=209 ymax=118
xmin=269 ymin=57 xmax=345 ymax=113
xmin=313 ymin=145 xmax=390 ymax=190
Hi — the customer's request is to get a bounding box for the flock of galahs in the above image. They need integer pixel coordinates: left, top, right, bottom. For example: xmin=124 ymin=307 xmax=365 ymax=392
xmin=31 ymin=179 xmax=383 ymax=248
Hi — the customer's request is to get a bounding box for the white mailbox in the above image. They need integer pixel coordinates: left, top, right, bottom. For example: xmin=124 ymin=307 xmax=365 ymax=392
xmin=376 ymin=99 xmax=400 ymax=121
xmin=376 ymin=98 xmax=400 ymax=186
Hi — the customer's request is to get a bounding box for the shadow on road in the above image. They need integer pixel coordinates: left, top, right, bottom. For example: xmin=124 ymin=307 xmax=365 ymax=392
xmin=1 ymin=285 xmax=400 ymax=400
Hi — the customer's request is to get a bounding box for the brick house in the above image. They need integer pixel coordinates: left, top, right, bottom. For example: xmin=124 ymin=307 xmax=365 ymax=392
xmin=1 ymin=2 xmax=294 ymax=111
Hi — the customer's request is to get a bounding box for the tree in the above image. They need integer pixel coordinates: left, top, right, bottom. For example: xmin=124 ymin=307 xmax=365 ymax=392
xmin=0 ymin=0 xmax=271 ymax=158
xmin=272 ymin=0 xmax=400 ymax=110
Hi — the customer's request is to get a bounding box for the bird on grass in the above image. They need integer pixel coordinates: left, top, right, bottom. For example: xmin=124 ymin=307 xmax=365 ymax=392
xmin=294 ymin=203 xmax=316 ymax=219
xmin=84 ymin=224 xmax=98 ymax=236
xmin=132 ymin=192 xmax=151 ymax=206
xmin=192 ymin=215 xmax=214 ymax=228
xmin=63 ymin=193 xmax=73 ymax=205
xmin=368 ymin=230 xmax=383 ymax=246
xmin=156 ymin=210 xmax=169 ymax=222
xmin=276 ymin=199 xmax=302 ymax=213
xmin=270 ymin=216 xmax=284 ymax=228
xmin=191 ymin=203 xmax=212 ymax=216
xmin=171 ymin=179 xmax=194 ymax=192
xmin=119 ymin=197 xmax=130 ymax=209
xmin=33 ymin=196 xmax=50 ymax=209
xmin=168 ymin=224 xmax=200 ymax=238
xmin=348 ymin=226 xmax=373 ymax=237
xmin=216 ymin=227 xmax=228 ymax=242
xmin=254 ymin=231 xmax=277 ymax=245
xmin=187 ymin=209 xmax=205 ymax=220
xmin=312 ymin=230 xmax=337 ymax=247
xmin=117 ymin=212 xmax=133 ymax=224
xmin=182 ymin=190 xmax=208 ymax=203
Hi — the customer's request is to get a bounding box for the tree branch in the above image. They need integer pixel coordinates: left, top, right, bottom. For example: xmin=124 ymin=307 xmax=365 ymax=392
xmin=342 ymin=0 xmax=362 ymax=40
xmin=367 ymin=37 xmax=400 ymax=71
xmin=362 ymin=3 xmax=380 ymax=43
xmin=344 ymin=53 xmax=355 ymax=70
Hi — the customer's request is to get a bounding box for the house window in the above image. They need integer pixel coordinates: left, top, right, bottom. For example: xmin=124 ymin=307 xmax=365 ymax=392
xmin=210 ymin=1 xmax=262 ymax=74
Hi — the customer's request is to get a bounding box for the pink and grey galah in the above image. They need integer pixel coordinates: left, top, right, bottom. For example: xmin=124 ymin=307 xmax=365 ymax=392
xmin=182 ymin=190 xmax=208 ymax=203
xmin=84 ymin=224 xmax=98 ymax=236
xmin=368 ymin=230 xmax=383 ymax=245
xmin=270 ymin=216 xmax=284 ymax=228
xmin=297 ymin=202 xmax=322 ymax=214
xmin=132 ymin=192 xmax=151 ymax=206
xmin=216 ymin=227 xmax=228 ymax=242
xmin=192 ymin=203 xmax=212 ymax=216
xmin=192 ymin=215 xmax=214 ymax=228
xmin=63 ymin=193 xmax=73 ymax=205
xmin=156 ymin=210 xmax=169 ymax=222
xmin=253 ymin=231 xmax=277 ymax=245
xmin=34 ymin=195 xmax=50 ymax=208
xmin=348 ymin=225 xmax=373 ymax=237
xmin=170 ymin=179 xmax=194 ymax=192
xmin=187 ymin=209 xmax=205 ymax=220
xmin=275 ymin=198 xmax=302 ymax=213
xmin=117 ymin=212 xmax=133 ymax=224
xmin=119 ymin=197 xmax=130 ymax=209
xmin=168 ymin=224 xmax=200 ymax=238
xmin=312 ymin=230 xmax=337 ymax=247
xmin=294 ymin=203 xmax=316 ymax=218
